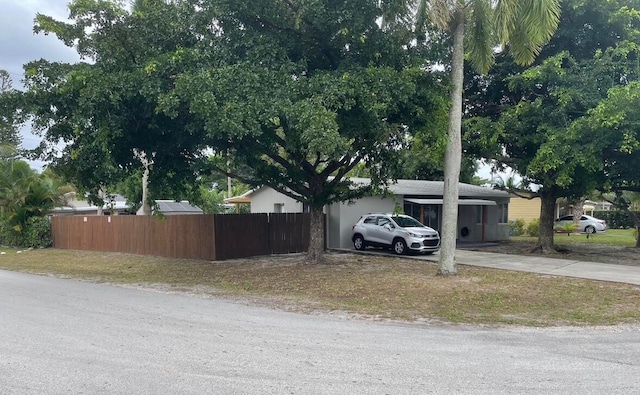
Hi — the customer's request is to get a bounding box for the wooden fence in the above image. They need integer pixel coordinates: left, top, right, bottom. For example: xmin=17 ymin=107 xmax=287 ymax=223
xmin=51 ymin=213 xmax=313 ymax=261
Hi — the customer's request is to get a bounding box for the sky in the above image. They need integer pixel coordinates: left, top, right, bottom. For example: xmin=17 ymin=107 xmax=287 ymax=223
xmin=1 ymin=0 xmax=80 ymax=167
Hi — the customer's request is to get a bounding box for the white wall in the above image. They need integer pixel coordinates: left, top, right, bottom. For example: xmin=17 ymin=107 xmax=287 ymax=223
xmin=327 ymin=195 xmax=398 ymax=249
xmin=458 ymin=200 xmax=510 ymax=242
xmin=250 ymin=188 xmax=303 ymax=213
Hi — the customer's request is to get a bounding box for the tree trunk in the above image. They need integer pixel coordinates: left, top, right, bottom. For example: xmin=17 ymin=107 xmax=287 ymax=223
xmin=135 ymin=150 xmax=152 ymax=216
xmin=538 ymin=189 xmax=556 ymax=253
xmin=437 ymin=9 xmax=465 ymax=277
xmin=139 ymin=164 xmax=151 ymax=215
xmin=307 ymin=206 xmax=325 ymax=264
xmin=96 ymin=188 xmax=104 ymax=216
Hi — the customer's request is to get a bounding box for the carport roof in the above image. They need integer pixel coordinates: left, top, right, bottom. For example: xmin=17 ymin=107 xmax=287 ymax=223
xmin=348 ymin=178 xmax=509 ymax=199
xmin=405 ymin=198 xmax=497 ymax=206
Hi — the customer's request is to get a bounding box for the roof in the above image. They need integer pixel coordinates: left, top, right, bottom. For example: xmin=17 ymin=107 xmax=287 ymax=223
xmin=221 ymin=178 xmax=508 ymax=202
xmin=347 ymin=178 xmax=509 ymax=199
xmin=224 ymin=189 xmax=253 ymax=204
xmin=54 ymin=192 xmax=131 ymax=213
xmin=155 ymin=200 xmax=203 ymax=214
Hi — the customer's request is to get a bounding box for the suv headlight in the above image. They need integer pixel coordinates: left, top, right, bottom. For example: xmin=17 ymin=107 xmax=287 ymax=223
xmin=405 ymin=231 xmax=419 ymax=238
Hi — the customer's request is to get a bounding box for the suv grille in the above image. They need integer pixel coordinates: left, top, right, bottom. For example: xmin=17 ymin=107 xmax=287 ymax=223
xmin=423 ymin=239 xmax=439 ymax=247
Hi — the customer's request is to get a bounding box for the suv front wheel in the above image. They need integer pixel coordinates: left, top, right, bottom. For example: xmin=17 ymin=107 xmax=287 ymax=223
xmin=392 ymin=238 xmax=407 ymax=255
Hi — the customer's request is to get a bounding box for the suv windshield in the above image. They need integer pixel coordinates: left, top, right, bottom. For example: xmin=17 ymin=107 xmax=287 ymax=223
xmin=391 ymin=216 xmax=424 ymax=228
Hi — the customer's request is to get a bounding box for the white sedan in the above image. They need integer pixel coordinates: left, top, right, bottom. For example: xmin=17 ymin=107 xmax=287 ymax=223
xmin=554 ymin=215 xmax=606 ymax=234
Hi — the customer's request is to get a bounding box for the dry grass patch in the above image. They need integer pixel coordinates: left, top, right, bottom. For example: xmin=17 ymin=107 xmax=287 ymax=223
xmin=1 ymin=248 xmax=639 ymax=327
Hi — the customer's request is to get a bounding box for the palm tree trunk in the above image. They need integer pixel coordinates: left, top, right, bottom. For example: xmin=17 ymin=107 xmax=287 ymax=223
xmin=437 ymin=8 xmax=465 ymax=276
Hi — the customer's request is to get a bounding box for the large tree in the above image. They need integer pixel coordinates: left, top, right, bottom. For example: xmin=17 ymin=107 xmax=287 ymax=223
xmin=464 ymin=0 xmax=640 ymax=253
xmin=571 ymin=80 xmax=640 ymax=247
xmin=160 ymin=0 xmax=448 ymax=263
xmin=9 ymin=0 xmax=448 ymax=263
xmin=17 ymin=0 xmax=211 ymax=208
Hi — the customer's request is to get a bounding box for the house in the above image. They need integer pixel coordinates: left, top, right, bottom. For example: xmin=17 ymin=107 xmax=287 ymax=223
xmin=236 ymin=178 xmax=510 ymax=249
xmin=500 ymin=194 xmax=614 ymax=225
xmin=51 ymin=193 xmax=203 ymax=216
xmin=508 ymin=194 xmax=541 ymax=224
xmin=154 ymin=200 xmax=204 ymax=215
xmin=51 ymin=192 xmax=132 ymax=216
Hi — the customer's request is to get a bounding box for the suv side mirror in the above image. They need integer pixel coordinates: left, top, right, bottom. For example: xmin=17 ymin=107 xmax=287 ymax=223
xmin=384 ymin=224 xmax=394 ymax=230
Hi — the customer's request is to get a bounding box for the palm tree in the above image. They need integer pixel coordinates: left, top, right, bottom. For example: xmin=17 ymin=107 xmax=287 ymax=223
xmin=0 ymin=159 xmax=66 ymax=240
xmin=383 ymin=0 xmax=561 ymax=275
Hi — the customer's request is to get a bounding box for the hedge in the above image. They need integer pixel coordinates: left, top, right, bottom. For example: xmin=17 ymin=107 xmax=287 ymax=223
xmin=592 ymin=210 xmax=640 ymax=229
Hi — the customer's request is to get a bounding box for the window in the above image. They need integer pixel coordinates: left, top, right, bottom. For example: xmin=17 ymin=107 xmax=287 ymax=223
xmin=476 ymin=206 xmax=483 ymax=224
xmin=363 ymin=216 xmax=377 ymax=224
xmin=274 ymin=203 xmax=284 ymax=213
xmin=498 ymin=204 xmax=508 ymax=224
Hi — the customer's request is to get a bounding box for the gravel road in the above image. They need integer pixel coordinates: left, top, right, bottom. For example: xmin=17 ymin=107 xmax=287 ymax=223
xmin=1 ymin=269 xmax=639 ymax=394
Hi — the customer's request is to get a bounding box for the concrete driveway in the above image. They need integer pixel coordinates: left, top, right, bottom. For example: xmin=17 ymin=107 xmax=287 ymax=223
xmin=341 ymin=247 xmax=640 ymax=286
xmin=1 ymin=269 xmax=639 ymax=394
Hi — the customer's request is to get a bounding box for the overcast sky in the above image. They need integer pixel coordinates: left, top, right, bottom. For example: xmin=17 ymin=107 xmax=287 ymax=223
xmin=1 ymin=0 xmax=80 ymax=85
xmin=1 ymin=0 xmax=80 ymax=165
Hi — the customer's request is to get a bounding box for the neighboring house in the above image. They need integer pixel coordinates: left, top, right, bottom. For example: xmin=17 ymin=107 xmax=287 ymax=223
xmin=51 ymin=192 xmax=132 ymax=216
xmin=507 ymin=195 xmax=613 ymax=225
xmin=583 ymin=199 xmax=613 ymax=214
xmin=224 ymin=190 xmax=253 ymax=213
xmin=237 ymin=178 xmax=510 ymax=249
xmin=154 ymin=200 xmax=204 ymax=215
xmin=51 ymin=193 xmax=203 ymax=216
xmin=557 ymin=199 xmax=613 ymax=218
xmin=508 ymin=194 xmax=541 ymax=224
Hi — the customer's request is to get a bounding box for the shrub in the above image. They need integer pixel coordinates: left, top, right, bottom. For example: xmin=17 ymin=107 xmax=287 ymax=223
xmin=592 ymin=210 xmax=640 ymax=229
xmin=525 ymin=218 xmax=540 ymax=237
xmin=22 ymin=216 xmax=52 ymax=248
xmin=555 ymin=222 xmax=577 ymax=235
xmin=0 ymin=216 xmax=52 ymax=248
xmin=0 ymin=221 xmax=21 ymax=247
xmin=509 ymin=219 xmax=526 ymax=236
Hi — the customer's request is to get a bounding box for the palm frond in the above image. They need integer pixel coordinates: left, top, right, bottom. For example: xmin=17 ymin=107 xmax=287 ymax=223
xmin=428 ymin=0 xmax=458 ymax=31
xmin=507 ymin=17 xmax=537 ymax=65
xmin=415 ymin=0 xmax=430 ymax=37
xmin=508 ymin=0 xmax=561 ymax=65
xmin=519 ymin=0 xmax=562 ymax=45
xmin=493 ymin=0 xmax=518 ymax=45
xmin=466 ymin=0 xmax=494 ymax=73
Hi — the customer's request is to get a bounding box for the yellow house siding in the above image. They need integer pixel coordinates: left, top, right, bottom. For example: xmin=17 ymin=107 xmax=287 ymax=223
xmin=509 ymin=197 xmax=541 ymax=224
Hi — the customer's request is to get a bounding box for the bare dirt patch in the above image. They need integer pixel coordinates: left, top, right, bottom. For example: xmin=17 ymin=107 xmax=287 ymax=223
xmin=470 ymin=241 xmax=640 ymax=266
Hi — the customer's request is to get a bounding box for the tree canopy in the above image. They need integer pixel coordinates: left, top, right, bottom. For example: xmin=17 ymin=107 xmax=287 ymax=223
xmin=0 ymin=70 xmax=21 ymax=155
xmin=19 ymin=0 xmax=211 ymax=207
xmin=464 ymin=0 xmax=640 ymax=251
xmin=11 ymin=0 xmax=449 ymax=262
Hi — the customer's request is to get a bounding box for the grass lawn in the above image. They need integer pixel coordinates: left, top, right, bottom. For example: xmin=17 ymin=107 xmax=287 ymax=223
xmin=1 ymin=248 xmax=639 ymax=327
xmin=512 ymin=228 xmax=638 ymax=247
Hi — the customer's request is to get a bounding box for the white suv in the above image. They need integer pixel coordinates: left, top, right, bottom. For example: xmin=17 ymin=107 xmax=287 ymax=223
xmin=351 ymin=213 xmax=440 ymax=255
